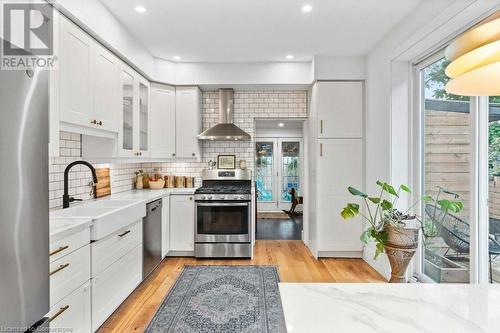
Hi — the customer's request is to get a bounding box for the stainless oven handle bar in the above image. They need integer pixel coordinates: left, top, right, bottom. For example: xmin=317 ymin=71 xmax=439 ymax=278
xmin=196 ymin=202 xmax=249 ymax=207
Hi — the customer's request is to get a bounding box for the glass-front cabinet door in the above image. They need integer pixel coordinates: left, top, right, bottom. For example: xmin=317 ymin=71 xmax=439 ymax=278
xmin=119 ymin=66 xmax=149 ymax=158
xmin=120 ymin=68 xmax=135 ymax=157
xmin=138 ymin=78 xmax=149 ymax=155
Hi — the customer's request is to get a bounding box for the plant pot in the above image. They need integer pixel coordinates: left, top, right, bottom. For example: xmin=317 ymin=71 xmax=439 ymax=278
xmin=384 ymin=225 xmax=419 ymax=283
xmin=385 ymin=224 xmax=419 ymax=249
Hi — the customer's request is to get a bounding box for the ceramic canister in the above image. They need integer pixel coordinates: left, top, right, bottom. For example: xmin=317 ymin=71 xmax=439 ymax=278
xmin=175 ymin=176 xmax=185 ymax=188
xmin=165 ymin=175 xmax=175 ymax=188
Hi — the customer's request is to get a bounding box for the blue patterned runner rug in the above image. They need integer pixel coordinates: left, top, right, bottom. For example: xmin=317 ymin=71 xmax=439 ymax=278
xmin=145 ymin=265 xmax=287 ymax=333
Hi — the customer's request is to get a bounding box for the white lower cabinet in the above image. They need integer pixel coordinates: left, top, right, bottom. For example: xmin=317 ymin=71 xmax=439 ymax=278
xmin=91 ymin=221 xmax=142 ymax=277
xmin=49 ymin=281 xmax=91 ymax=333
xmin=316 ymin=139 xmax=364 ymax=256
xmin=162 ymin=196 xmax=170 ymax=258
xmin=49 ymin=226 xmax=91 ymax=332
xmin=169 ymin=194 xmax=195 ymax=254
xmin=91 ymin=244 xmax=143 ymax=331
xmin=50 ymin=244 xmax=91 ymax=306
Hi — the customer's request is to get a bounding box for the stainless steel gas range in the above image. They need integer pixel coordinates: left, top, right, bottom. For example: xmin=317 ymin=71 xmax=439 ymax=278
xmin=194 ymin=169 xmax=252 ymax=258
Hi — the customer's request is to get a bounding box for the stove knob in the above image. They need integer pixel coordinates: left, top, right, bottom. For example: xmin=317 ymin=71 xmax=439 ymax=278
xmin=207 ymin=195 xmax=213 ymax=200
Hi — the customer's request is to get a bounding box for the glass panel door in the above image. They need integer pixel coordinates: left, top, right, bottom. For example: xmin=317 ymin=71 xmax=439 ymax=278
xmin=256 ymin=141 xmax=276 ymax=204
xmin=488 ymin=95 xmax=500 ymax=283
xmin=121 ymin=70 xmax=134 ymax=153
xmin=139 ymin=81 xmax=149 ymax=152
xmin=280 ymin=141 xmax=301 ymax=203
xmin=421 ymin=57 xmax=471 ymax=283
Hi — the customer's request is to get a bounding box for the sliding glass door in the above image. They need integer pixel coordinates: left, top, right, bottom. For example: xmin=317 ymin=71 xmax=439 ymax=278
xmin=488 ymin=97 xmax=500 ymax=283
xmin=419 ymin=56 xmax=471 ymax=283
xmin=416 ymin=51 xmax=500 ymax=284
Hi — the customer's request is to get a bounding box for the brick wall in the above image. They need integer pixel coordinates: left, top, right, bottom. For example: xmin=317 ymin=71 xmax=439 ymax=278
xmin=50 ymin=90 xmax=308 ymax=209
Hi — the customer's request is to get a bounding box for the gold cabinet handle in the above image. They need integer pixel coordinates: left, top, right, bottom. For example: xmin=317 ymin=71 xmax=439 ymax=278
xmin=49 ymin=245 xmax=68 ymax=256
xmin=49 ymin=305 xmax=69 ymax=322
xmin=320 ymin=120 xmax=323 ymax=134
xmin=118 ymin=230 xmax=131 ymax=237
xmin=49 ymin=263 xmax=69 ymax=276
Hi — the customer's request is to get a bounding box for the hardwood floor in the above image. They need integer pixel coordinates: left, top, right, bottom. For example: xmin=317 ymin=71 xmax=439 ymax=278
xmin=256 ymin=215 xmax=303 ymax=240
xmin=98 ymin=240 xmax=386 ymax=332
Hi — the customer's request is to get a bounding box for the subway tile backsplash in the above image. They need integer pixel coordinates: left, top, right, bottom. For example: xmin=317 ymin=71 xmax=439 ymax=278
xmin=48 ymin=131 xmax=142 ymax=209
xmin=49 ymin=90 xmax=307 ymax=209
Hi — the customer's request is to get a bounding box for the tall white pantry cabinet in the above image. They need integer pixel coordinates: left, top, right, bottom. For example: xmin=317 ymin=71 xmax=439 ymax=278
xmin=308 ymin=81 xmax=364 ymax=258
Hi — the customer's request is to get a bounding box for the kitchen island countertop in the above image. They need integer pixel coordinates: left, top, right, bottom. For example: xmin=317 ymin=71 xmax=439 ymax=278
xmin=279 ymin=283 xmax=500 ymax=333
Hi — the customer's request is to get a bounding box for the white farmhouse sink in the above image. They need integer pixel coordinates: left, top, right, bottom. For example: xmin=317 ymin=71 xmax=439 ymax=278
xmin=50 ymin=200 xmax=146 ymax=240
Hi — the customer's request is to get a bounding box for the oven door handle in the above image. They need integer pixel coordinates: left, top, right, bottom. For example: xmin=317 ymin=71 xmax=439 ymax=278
xmin=197 ymin=202 xmax=249 ymax=207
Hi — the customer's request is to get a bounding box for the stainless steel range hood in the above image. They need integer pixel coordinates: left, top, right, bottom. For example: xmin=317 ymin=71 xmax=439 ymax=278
xmin=198 ymin=89 xmax=251 ymax=141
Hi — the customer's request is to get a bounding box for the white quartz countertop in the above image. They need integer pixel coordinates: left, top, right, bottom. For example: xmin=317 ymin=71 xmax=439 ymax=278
xmin=49 ymin=218 xmax=92 ymax=242
xmin=279 ymin=283 xmax=500 ymax=333
xmin=108 ymin=188 xmax=196 ymax=203
xmin=49 ymin=188 xmax=195 ymax=240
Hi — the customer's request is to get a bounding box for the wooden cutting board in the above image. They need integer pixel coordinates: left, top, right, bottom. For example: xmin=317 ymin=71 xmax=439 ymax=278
xmin=94 ymin=168 xmax=111 ymax=198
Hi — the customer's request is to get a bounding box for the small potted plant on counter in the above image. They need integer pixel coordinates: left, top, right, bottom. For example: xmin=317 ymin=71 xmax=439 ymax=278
xmin=341 ymin=181 xmax=463 ymax=283
xmin=135 ymin=170 xmax=144 ymax=189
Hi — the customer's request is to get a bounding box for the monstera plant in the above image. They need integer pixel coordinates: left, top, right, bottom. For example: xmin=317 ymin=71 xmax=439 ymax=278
xmin=341 ymin=181 xmax=463 ymax=282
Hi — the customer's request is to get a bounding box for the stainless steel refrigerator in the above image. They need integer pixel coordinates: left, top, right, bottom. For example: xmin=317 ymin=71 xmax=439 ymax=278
xmin=0 ymin=64 xmax=50 ymax=330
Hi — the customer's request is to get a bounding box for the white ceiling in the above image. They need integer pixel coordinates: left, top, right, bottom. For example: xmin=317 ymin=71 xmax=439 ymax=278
xmin=100 ymin=0 xmax=424 ymax=63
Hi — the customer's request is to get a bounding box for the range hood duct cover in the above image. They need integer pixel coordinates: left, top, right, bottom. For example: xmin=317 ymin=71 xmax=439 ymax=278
xmin=197 ymin=89 xmax=251 ymax=141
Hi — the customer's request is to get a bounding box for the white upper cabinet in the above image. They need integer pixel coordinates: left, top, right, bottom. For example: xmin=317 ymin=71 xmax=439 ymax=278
xmin=94 ymin=44 xmax=120 ymax=132
xmin=317 ymin=81 xmax=363 ymax=138
xmin=59 ymin=16 xmax=94 ymax=128
xmin=175 ymin=87 xmax=201 ymax=159
xmin=150 ymin=84 xmax=176 ymax=158
xmin=58 ymin=15 xmax=120 ymax=134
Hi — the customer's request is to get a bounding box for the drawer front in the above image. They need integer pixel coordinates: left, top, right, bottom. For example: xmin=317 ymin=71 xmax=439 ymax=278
xmin=50 ymin=227 xmax=90 ymax=263
xmin=48 ymin=281 xmax=91 ymax=333
xmin=91 ymin=221 xmax=142 ymax=277
xmin=50 ymin=244 xmax=90 ymax=307
xmin=92 ymin=244 xmax=142 ymax=331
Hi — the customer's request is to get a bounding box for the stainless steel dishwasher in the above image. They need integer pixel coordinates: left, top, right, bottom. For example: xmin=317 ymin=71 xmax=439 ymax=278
xmin=143 ymin=198 xmax=162 ymax=279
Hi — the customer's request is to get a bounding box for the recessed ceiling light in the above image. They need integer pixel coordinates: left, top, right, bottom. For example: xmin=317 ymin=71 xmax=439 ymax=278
xmin=286 ymin=54 xmax=294 ymax=60
xmin=278 ymin=122 xmax=285 ymax=127
xmin=173 ymin=55 xmax=181 ymax=61
xmin=135 ymin=6 xmax=146 ymax=13
xmin=301 ymin=5 xmax=313 ymax=13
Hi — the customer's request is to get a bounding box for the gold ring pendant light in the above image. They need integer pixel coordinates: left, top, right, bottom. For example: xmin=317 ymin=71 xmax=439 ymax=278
xmin=445 ymin=13 xmax=500 ymax=96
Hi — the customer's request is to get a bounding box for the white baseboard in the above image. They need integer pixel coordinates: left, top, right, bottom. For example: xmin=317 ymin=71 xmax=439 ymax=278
xmin=317 ymin=250 xmax=363 ymax=258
